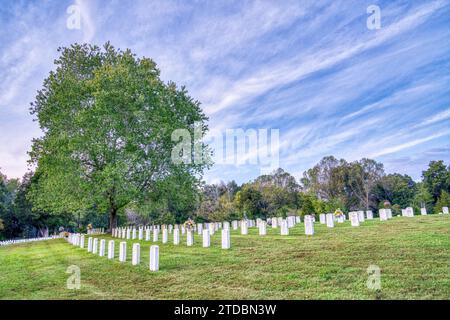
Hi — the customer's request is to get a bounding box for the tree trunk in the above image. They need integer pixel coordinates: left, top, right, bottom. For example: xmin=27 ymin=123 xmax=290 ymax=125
xmin=109 ymin=207 xmax=118 ymax=232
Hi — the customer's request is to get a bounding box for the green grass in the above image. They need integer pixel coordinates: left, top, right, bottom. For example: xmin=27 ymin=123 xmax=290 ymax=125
xmin=1 ymin=215 xmax=450 ymax=299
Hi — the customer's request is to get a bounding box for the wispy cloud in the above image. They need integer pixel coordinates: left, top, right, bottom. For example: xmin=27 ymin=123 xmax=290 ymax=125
xmin=1 ymin=0 xmax=450 ymax=183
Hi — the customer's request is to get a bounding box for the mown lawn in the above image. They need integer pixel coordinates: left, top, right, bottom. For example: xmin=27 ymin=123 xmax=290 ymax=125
xmin=1 ymin=215 xmax=450 ymax=299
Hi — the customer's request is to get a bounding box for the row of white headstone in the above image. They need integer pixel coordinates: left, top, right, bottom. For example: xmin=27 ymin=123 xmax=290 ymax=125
xmin=0 ymin=235 xmax=62 ymax=247
xmin=400 ymin=206 xmax=449 ymax=216
xmin=111 ymin=206 xmax=449 ymax=243
xmin=86 ymin=228 xmax=104 ymax=235
xmin=67 ymin=233 xmax=160 ymax=271
xmin=111 ymin=225 xmax=232 ymax=249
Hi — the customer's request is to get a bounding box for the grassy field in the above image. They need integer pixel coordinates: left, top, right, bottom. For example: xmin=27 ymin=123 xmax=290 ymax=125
xmin=1 ymin=215 xmax=450 ymax=300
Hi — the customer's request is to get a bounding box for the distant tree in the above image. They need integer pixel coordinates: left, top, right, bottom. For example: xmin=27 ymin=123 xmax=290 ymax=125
xmin=28 ymin=43 xmax=209 ymax=230
xmin=347 ymin=158 xmax=385 ymax=210
xmin=434 ymin=190 xmax=450 ymax=214
xmin=301 ymin=156 xmax=348 ymax=201
xmin=300 ymin=194 xmax=316 ymax=216
xmin=235 ymin=185 xmax=263 ymax=219
xmin=373 ymin=173 xmax=416 ymax=208
xmin=422 ymin=160 xmax=450 ymax=202
xmin=413 ymin=182 xmax=434 ymax=213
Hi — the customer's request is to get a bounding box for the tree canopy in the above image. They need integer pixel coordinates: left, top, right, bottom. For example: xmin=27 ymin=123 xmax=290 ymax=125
xmin=28 ymin=43 xmax=209 ymax=230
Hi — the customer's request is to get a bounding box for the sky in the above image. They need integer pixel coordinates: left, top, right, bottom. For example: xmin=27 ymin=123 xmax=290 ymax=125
xmin=0 ymin=0 xmax=449 ymax=185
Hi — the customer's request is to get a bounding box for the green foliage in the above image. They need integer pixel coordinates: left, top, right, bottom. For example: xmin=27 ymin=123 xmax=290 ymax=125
xmin=28 ymin=43 xmax=209 ymax=229
xmin=434 ymin=190 xmax=450 ymax=214
xmin=373 ymin=174 xmax=416 ymax=209
xmin=413 ymin=182 xmax=434 ymax=214
xmin=422 ymin=160 xmax=450 ymax=202
xmin=300 ymin=194 xmax=316 ymax=216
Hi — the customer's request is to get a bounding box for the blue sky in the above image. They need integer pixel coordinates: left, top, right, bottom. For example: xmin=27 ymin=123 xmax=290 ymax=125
xmin=0 ymin=0 xmax=449 ymax=184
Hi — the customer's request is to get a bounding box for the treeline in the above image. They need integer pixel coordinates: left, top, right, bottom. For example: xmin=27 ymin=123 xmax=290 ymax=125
xmin=197 ymin=158 xmax=450 ymax=222
xmin=1 ymin=157 xmax=449 ymax=239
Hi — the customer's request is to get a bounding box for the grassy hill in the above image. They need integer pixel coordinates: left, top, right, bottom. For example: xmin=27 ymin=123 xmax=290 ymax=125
xmin=1 ymin=215 xmax=450 ymax=299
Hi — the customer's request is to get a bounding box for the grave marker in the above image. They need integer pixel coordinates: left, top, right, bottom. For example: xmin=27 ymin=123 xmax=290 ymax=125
xmin=187 ymin=230 xmax=194 ymax=246
xmin=319 ymin=214 xmax=326 ymax=224
xmin=87 ymin=237 xmax=93 ymax=252
xmin=280 ymin=220 xmax=289 ymax=235
xmin=350 ymin=212 xmax=360 ymax=226
xmin=92 ymin=238 xmax=98 ymax=254
xmin=259 ymin=221 xmax=267 ymax=235
xmin=119 ymin=242 xmax=127 ymax=262
xmin=79 ymin=235 xmax=85 ymax=248
xmin=149 ymin=245 xmax=159 ymax=272
xmin=202 ymin=230 xmax=210 ymax=248
xmin=304 ymin=215 xmax=314 ymax=235
xmin=241 ymin=221 xmax=248 ymax=235
xmin=326 ymin=213 xmax=334 ymax=228
xmin=99 ymin=239 xmax=106 ymax=257
xmin=108 ymin=240 xmax=115 ymax=259
xmin=132 ymin=243 xmax=140 ymax=265
xmin=173 ymin=228 xmax=180 ymax=245
xmin=222 ymin=229 xmax=230 ymax=249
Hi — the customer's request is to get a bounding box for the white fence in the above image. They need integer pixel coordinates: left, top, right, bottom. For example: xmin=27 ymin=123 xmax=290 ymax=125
xmin=0 ymin=235 xmax=62 ymax=247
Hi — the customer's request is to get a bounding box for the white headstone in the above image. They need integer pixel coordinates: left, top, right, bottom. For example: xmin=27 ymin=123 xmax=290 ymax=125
xmin=119 ymin=242 xmax=127 ymax=262
xmin=304 ymin=215 xmax=314 ymax=235
xmin=138 ymin=228 xmax=143 ymax=240
xmin=153 ymin=229 xmax=158 ymax=242
xmin=443 ymin=207 xmax=449 ymax=214
xmin=420 ymin=207 xmax=427 ymax=215
xmin=126 ymin=228 xmax=131 ymax=239
xmin=259 ymin=221 xmax=267 ymax=235
xmin=208 ymin=223 xmax=215 ymax=236
xmin=387 ymin=209 xmax=393 ymax=219
xmin=92 ymin=238 xmax=98 ymax=254
xmin=221 ymin=229 xmax=230 ymax=249
xmin=162 ymin=228 xmax=168 ymax=244
xmin=87 ymin=237 xmax=93 ymax=252
xmin=366 ymin=210 xmax=373 ymax=220
xmin=272 ymin=217 xmax=278 ymax=228
xmin=280 ymin=220 xmax=289 ymax=235
xmin=79 ymin=235 xmax=85 ymax=248
xmin=326 ymin=213 xmax=334 ymax=228
xmin=197 ymin=223 xmax=203 ymax=235
xmin=145 ymin=228 xmax=150 ymax=241
xmin=241 ymin=221 xmax=248 ymax=235
xmin=319 ymin=214 xmax=326 ymax=224
xmin=99 ymin=239 xmax=106 ymax=257
xmin=187 ymin=230 xmax=193 ymax=246
xmin=379 ymin=209 xmax=388 ymax=221
xmin=149 ymin=245 xmax=159 ymax=272
xmin=350 ymin=212 xmax=360 ymax=226
xmin=132 ymin=243 xmax=140 ymax=265
xmin=202 ymin=229 xmax=210 ymax=248
xmin=405 ymin=207 xmax=414 ymax=217
xmin=108 ymin=240 xmax=114 ymax=259
xmin=173 ymin=228 xmax=180 ymax=245
xmin=358 ymin=211 xmax=365 ymax=222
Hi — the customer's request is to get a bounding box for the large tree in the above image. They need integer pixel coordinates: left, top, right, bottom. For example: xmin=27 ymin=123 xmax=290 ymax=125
xmin=28 ymin=43 xmax=209 ymax=230
xmin=422 ymin=160 xmax=450 ymax=202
